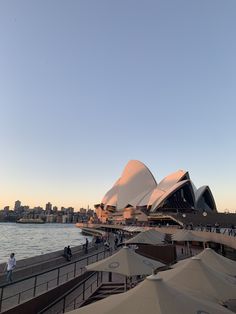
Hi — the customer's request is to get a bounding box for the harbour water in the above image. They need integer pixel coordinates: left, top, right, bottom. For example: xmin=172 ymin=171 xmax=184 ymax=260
xmin=0 ymin=222 xmax=91 ymax=263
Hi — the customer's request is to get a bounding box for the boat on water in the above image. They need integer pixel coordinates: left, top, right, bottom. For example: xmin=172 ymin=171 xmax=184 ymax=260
xmin=16 ymin=218 xmax=45 ymax=224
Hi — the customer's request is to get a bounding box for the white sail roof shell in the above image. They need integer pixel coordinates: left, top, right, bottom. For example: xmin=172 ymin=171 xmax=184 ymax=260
xmin=117 ymin=160 xmax=157 ymax=209
xmin=150 ymin=180 xmax=190 ymax=212
xmin=195 ymin=185 xmax=216 ymax=211
xmin=102 ymin=160 xmax=156 ymax=210
xmin=102 ymin=178 xmax=120 ymax=208
xmin=158 ymin=170 xmax=189 ymax=191
xmin=99 ymin=161 xmax=216 ymax=212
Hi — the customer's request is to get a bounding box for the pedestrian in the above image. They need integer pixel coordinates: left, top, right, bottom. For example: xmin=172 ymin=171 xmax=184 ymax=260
xmin=85 ymin=238 xmax=89 ymax=254
xmin=94 ymin=236 xmax=100 ymax=250
xmin=5 ymin=253 xmax=16 ymax=283
xmin=104 ymin=240 xmax=110 ymax=251
xmin=66 ymin=246 xmax=72 ymax=261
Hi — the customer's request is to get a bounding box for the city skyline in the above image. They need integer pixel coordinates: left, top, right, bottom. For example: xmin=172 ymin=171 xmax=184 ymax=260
xmin=1 ymin=1 xmax=236 ymax=212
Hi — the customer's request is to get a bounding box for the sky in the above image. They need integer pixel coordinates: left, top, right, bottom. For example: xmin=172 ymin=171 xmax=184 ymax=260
xmin=0 ymin=0 xmax=236 ymax=212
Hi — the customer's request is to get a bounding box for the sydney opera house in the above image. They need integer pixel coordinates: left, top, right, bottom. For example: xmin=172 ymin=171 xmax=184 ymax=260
xmin=95 ymin=160 xmax=218 ymax=225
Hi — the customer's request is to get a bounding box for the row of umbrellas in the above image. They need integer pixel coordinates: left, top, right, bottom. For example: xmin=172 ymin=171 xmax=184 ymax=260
xmin=123 ymin=228 xmax=210 ymax=245
xmin=67 ymin=229 xmax=236 ymax=314
xmin=69 ymin=247 xmax=236 ymax=314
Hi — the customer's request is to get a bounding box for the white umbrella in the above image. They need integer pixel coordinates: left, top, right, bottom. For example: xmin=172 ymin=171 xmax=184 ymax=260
xmin=86 ymin=246 xmax=165 ymax=276
xmin=67 ymin=274 xmax=233 ymax=314
xmin=198 ymin=248 xmax=236 ymax=276
xmin=172 ymin=230 xmax=207 ymax=255
xmin=173 ymin=248 xmax=236 ymax=277
xmin=159 ymin=256 xmax=236 ymax=303
xmin=125 ymin=229 xmax=165 ymax=245
xmin=172 ymin=230 xmax=207 ymax=242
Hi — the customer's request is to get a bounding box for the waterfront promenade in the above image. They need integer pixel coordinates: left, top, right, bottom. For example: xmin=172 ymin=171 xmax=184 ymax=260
xmin=0 ymin=226 xmax=235 ymax=313
xmin=0 ymin=242 xmax=110 ymax=312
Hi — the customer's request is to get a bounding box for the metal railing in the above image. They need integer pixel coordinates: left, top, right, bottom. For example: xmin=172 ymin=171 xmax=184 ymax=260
xmin=39 ymin=276 xmax=145 ymax=313
xmin=0 ymin=248 xmax=110 ymax=312
xmin=193 ymin=226 xmax=236 ymax=236
xmin=38 ymin=271 xmax=104 ymax=314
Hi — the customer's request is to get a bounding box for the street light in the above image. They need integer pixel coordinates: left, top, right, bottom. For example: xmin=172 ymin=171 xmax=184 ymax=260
xmin=203 ymin=211 xmax=207 ymax=217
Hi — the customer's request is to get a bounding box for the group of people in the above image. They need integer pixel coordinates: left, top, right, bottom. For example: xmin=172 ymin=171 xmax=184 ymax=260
xmin=63 ymin=238 xmax=89 ymax=261
xmin=63 ymin=245 xmax=72 ymax=261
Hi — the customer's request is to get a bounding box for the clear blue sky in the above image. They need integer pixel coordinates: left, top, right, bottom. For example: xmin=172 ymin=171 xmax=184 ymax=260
xmin=0 ymin=1 xmax=236 ymax=212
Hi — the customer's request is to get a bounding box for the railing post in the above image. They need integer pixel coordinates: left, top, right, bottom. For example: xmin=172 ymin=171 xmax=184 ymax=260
xmin=82 ymin=282 xmax=85 ymax=300
xmin=62 ymin=296 xmax=66 ymax=313
xmin=57 ymin=268 xmax=60 ymax=286
xmin=33 ymin=276 xmax=37 ymax=296
xmin=0 ymin=287 xmax=4 ymax=312
xmin=18 ymin=292 xmax=21 ymax=304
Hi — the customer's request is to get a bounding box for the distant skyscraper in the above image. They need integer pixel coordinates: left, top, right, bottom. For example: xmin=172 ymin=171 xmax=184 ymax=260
xmin=45 ymin=202 xmax=52 ymax=213
xmin=14 ymin=200 xmax=21 ymax=211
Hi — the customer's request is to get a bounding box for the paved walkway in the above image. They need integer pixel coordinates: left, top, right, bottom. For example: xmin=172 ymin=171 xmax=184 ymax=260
xmin=0 ymin=243 xmax=105 ymax=285
xmin=0 ymin=244 xmax=109 ymax=312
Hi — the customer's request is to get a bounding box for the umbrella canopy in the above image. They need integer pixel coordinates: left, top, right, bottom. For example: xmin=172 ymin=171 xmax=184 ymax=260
xmin=125 ymin=229 xmax=165 ymax=245
xmin=159 ymin=256 xmax=236 ymax=302
xmin=67 ymin=274 xmax=233 ymax=314
xmin=86 ymin=246 xmax=165 ymax=276
xmin=173 ymin=248 xmax=236 ymax=277
xmin=172 ymin=230 xmax=207 ymax=242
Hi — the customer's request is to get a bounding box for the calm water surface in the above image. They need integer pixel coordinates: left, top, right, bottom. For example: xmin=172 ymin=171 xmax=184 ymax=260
xmin=0 ymin=223 xmax=91 ymax=263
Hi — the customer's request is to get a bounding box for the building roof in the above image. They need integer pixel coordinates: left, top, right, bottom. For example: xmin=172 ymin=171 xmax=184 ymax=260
xmin=99 ymin=160 xmax=216 ymax=213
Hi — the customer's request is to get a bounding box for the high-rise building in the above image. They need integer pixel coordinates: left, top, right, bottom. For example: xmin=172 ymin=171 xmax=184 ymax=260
xmin=45 ymin=202 xmax=52 ymax=213
xmin=14 ymin=200 xmax=21 ymax=211
xmin=53 ymin=206 xmax=58 ymax=212
xmin=3 ymin=206 xmax=10 ymax=212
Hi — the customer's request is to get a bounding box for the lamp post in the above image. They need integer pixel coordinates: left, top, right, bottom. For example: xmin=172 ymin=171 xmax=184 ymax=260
xmin=202 ymin=211 xmax=207 ymax=248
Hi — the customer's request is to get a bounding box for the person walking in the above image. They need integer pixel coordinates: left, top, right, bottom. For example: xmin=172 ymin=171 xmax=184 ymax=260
xmin=66 ymin=246 xmax=72 ymax=261
xmin=5 ymin=253 xmax=16 ymax=283
xmin=84 ymin=238 xmax=89 ymax=254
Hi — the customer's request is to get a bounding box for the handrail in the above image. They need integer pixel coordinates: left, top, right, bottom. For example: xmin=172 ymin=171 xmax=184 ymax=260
xmin=0 ymin=247 xmax=108 ymax=312
xmin=0 ymin=245 xmax=103 ymax=289
xmin=38 ymin=271 xmax=98 ymax=314
xmin=39 ymin=275 xmax=144 ymax=313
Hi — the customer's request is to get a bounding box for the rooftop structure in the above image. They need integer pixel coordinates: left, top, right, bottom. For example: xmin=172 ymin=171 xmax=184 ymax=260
xmin=95 ymin=160 xmax=217 ymax=224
